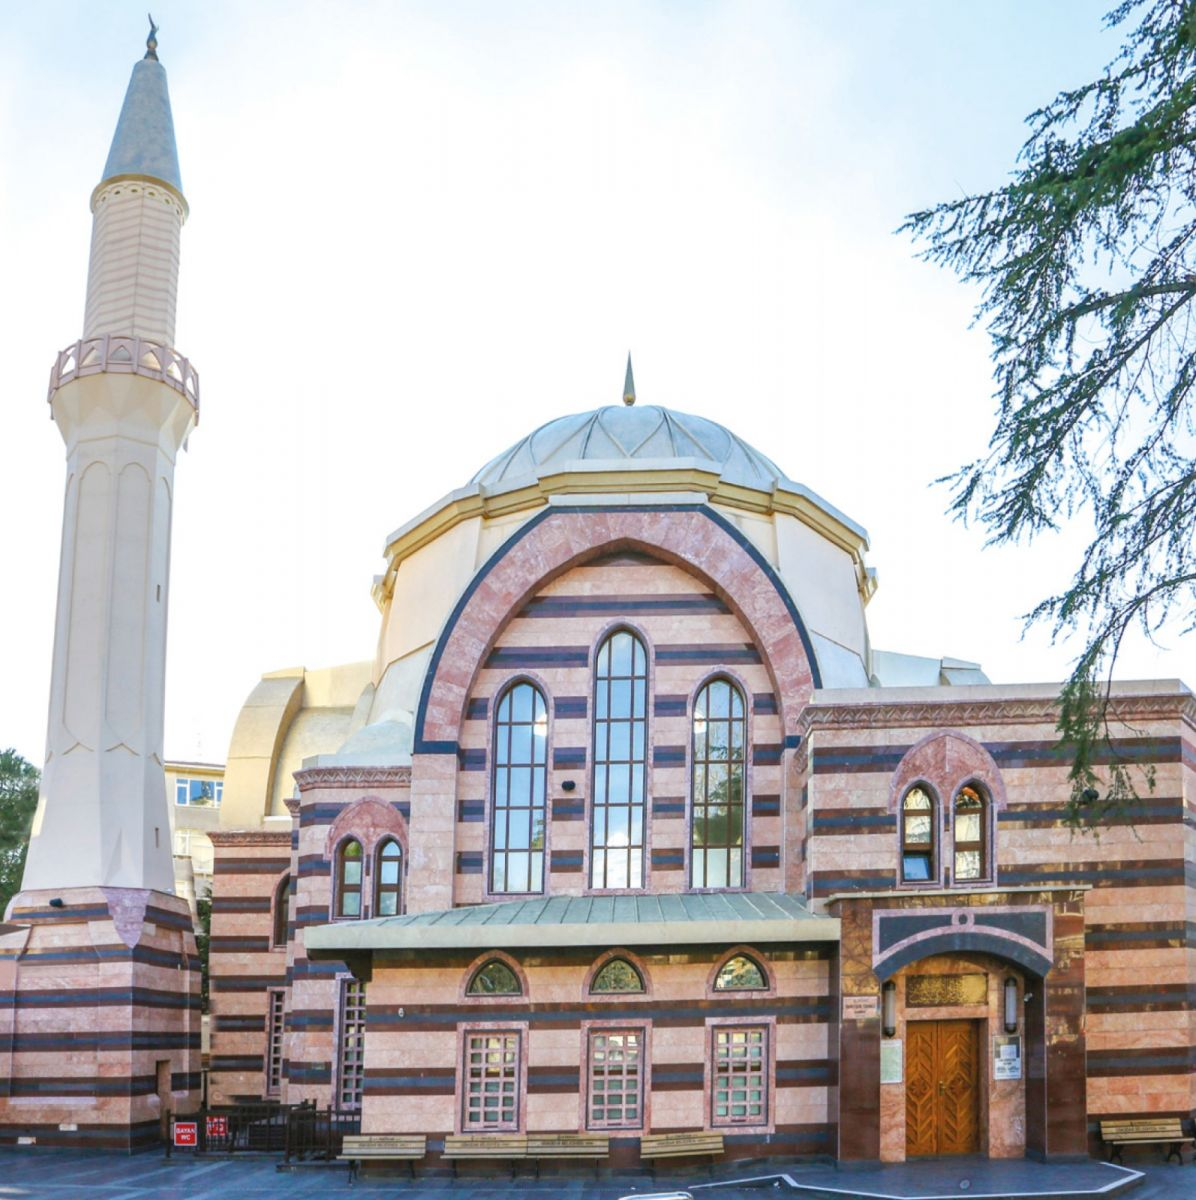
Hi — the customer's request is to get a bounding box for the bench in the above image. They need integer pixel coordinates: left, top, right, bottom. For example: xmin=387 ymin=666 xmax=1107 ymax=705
xmin=640 ymin=1131 xmax=725 ymax=1175
xmin=1100 ymin=1118 xmax=1193 ymax=1164
xmin=338 ymin=1134 xmax=426 ymax=1183
xmin=526 ymin=1132 xmax=609 ymax=1177
xmin=442 ymin=1133 xmax=528 ymax=1177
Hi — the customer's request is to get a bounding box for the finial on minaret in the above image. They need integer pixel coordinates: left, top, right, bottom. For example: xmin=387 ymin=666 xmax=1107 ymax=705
xmin=623 ymin=354 xmax=636 ymax=406
xmin=145 ymin=13 xmax=159 ymax=60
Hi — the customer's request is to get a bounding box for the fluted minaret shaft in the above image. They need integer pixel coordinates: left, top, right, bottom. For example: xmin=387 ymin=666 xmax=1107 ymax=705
xmin=20 ymin=46 xmax=195 ymax=898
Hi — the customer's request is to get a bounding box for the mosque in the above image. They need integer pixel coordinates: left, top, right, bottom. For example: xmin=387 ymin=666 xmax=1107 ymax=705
xmin=2 ymin=27 xmax=1194 ymax=1169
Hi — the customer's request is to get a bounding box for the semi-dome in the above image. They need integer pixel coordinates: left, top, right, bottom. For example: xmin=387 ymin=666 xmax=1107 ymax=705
xmin=471 ymin=404 xmax=790 ymax=493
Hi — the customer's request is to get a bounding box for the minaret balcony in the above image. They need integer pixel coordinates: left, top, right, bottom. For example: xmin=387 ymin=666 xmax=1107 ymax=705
xmin=48 ymin=335 xmax=199 ymax=415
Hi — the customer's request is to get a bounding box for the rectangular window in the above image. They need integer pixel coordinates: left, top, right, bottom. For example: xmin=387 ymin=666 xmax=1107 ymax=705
xmin=587 ymin=1029 xmax=643 ymax=1129
xmin=337 ymin=978 xmax=367 ymax=1110
xmin=462 ymin=1031 xmax=521 ymax=1131
xmin=174 ymin=777 xmax=221 ymax=807
xmin=711 ymin=1025 xmax=768 ymax=1127
xmin=265 ymin=988 xmax=285 ymax=1097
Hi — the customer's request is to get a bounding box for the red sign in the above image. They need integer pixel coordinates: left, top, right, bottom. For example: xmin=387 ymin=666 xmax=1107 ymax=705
xmin=173 ymin=1121 xmax=198 ymax=1147
xmin=206 ymin=1116 xmax=228 ymax=1137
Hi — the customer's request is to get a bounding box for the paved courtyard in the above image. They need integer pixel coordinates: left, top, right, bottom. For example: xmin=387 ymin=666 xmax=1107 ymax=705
xmin=0 ymin=1151 xmax=1195 ymax=1200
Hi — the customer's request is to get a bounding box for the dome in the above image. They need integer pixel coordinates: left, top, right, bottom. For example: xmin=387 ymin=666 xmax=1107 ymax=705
xmin=471 ymin=404 xmax=790 ymax=493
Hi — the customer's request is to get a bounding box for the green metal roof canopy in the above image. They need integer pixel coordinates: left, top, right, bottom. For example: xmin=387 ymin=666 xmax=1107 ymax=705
xmin=304 ymin=892 xmax=839 ymax=957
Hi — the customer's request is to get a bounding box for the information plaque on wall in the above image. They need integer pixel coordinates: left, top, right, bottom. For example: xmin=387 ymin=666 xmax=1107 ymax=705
xmin=993 ymin=1035 xmax=1022 ymax=1081
xmin=842 ymin=995 xmax=879 ymax=1020
xmin=880 ymin=1039 xmax=903 ymax=1084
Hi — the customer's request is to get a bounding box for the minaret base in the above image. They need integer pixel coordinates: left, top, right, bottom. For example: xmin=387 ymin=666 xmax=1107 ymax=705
xmin=0 ymin=888 xmax=201 ymax=1152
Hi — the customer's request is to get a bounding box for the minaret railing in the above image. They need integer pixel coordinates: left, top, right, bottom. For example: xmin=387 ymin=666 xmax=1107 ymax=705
xmin=48 ymin=335 xmax=200 ymax=413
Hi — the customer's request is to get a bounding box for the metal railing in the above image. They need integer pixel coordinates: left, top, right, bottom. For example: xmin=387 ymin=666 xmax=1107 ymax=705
xmin=165 ymin=1100 xmax=361 ymax=1161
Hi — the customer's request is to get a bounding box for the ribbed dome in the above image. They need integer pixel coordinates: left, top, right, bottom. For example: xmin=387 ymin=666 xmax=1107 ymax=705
xmin=471 ymin=405 xmax=788 ymax=492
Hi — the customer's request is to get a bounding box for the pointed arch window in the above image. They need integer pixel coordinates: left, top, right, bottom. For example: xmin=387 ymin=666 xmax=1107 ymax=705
xmin=691 ymin=677 xmax=746 ymax=889
xmin=900 ymin=787 xmax=935 ymax=883
xmin=272 ymin=873 xmax=290 ymax=947
xmin=713 ymin=953 xmax=768 ymax=992
xmin=953 ymin=785 xmax=987 ymax=883
xmin=336 ymin=839 xmax=364 ymax=918
xmin=466 ymin=959 xmax=522 ymax=996
xmin=591 ymin=630 xmax=648 ymax=890
xmin=490 ymin=682 xmax=548 ymax=895
xmin=591 ymin=957 xmax=645 ymax=994
xmin=374 ymin=838 xmax=403 ymax=916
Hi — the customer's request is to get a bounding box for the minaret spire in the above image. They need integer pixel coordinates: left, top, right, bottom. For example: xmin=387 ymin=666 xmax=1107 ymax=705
xmin=623 ymin=353 xmax=636 ymax=406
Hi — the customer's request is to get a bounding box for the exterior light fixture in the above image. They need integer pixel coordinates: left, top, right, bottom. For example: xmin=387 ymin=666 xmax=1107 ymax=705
xmin=1003 ymin=977 xmax=1019 ymax=1033
xmin=882 ymin=980 xmax=897 ymax=1038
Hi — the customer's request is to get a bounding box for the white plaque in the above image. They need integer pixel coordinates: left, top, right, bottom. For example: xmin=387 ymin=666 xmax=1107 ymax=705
xmin=843 ymin=994 xmax=879 ymax=1020
xmin=880 ymin=1039 xmax=903 ymax=1083
xmin=993 ymin=1035 xmax=1022 ymax=1081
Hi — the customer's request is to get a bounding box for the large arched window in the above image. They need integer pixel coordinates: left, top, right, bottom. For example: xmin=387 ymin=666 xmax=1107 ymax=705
xmin=490 ymin=682 xmax=548 ymax=895
xmin=591 ymin=630 xmax=648 ymax=890
xmin=900 ymin=787 xmax=935 ymax=883
xmin=590 ymin=957 xmax=645 ymax=994
xmin=374 ymin=838 xmax=403 ymax=916
xmin=691 ymin=677 xmax=746 ymax=889
xmin=953 ymin=785 xmax=987 ymax=883
xmin=336 ymin=838 xmax=364 ymax=918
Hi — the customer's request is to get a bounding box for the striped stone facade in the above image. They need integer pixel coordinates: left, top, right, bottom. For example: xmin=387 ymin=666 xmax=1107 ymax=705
xmin=207 ymin=831 xmax=291 ymax=1105
xmin=0 ymin=888 xmax=200 ymax=1150
xmin=205 ymin=507 xmax=1196 ymax=1169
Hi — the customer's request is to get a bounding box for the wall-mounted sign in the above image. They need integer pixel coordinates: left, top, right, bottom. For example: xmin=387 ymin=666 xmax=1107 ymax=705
xmin=880 ymin=1039 xmax=903 ymax=1084
xmin=906 ymin=972 xmax=988 ymax=1007
xmin=993 ymin=1035 xmax=1022 ymax=1081
xmin=172 ymin=1121 xmax=198 ymax=1147
xmin=843 ymin=994 xmax=879 ymax=1020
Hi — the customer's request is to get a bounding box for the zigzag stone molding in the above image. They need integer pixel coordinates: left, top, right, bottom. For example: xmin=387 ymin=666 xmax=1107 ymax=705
xmin=294 ymin=765 xmax=412 ymax=792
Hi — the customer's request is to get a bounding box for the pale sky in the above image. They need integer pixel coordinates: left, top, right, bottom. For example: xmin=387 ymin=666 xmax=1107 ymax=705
xmin=1 ymin=2 xmax=1191 ymax=768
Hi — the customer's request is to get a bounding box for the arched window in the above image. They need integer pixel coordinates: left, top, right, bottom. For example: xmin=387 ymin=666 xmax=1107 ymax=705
xmin=272 ymin=873 xmax=290 ymax=947
xmin=591 ymin=957 xmax=645 ymax=994
xmin=490 ymin=681 xmax=549 ymax=894
xmin=466 ymin=959 xmax=523 ymax=996
xmin=713 ymin=953 xmax=768 ymax=992
xmin=374 ymin=838 xmax=403 ymax=916
xmin=953 ymin=785 xmax=987 ymax=883
xmin=691 ymin=678 xmax=746 ymax=889
xmin=591 ymin=630 xmax=648 ymax=890
xmin=336 ymin=838 xmax=364 ymax=918
xmin=901 ymin=787 xmax=935 ymax=883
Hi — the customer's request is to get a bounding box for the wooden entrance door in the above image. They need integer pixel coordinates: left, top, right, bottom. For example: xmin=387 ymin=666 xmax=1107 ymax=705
xmin=905 ymin=1020 xmax=980 ymax=1156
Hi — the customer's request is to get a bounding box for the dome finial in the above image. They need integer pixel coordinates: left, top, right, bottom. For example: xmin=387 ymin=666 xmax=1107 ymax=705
xmin=623 ymin=353 xmax=636 ymax=406
xmin=145 ymin=13 xmax=159 ymax=61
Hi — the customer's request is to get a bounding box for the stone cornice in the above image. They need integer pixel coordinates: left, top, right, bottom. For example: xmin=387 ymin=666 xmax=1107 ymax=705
xmin=208 ymin=830 xmax=292 ymax=847
xmin=798 ymin=691 xmax=1196 ymax=736
xmin=294 ymin=765 xmax=412 ymax=793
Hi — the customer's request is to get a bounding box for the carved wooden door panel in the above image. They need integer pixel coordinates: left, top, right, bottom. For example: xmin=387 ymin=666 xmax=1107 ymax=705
xmin=937 ymin=1021 xmax=980 ymax=1153
xmin=905 ymin=1023 xmax=939 ymax=1156
xmin=905 ymin=1020 xmax=980 ymax=1156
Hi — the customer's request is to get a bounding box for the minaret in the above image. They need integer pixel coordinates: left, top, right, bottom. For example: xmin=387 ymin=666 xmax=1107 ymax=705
xmin=22 ymin=20 xmax=196 ymax=895
xmin=0 ymin=23 xmax=201 ymax=1151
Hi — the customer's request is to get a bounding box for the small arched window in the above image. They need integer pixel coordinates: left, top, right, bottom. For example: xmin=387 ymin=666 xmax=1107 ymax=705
xmin=901 ymin=787 xmax=934 ymax=883
xmin=272 ymin=873 xmax=290 ymax=948
xmin=953 ymin=785 xmax=987 ymax=883
xmin=374 ymin=838 xmax=403 ymax=917
xmin=490 ymin=681 xmax=549 ymax=895
xmin=713 ymin=954 xmax=768 ymax=991
xmin=691 ymin=677 xmax=747 ymax=889
xmin=591 ymin=957 xmax=645 ymax=994
xmin=466 ymin=959 xmax=522 ymax=996
xmin=336 ymin=838 xmax=364 ymax=918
